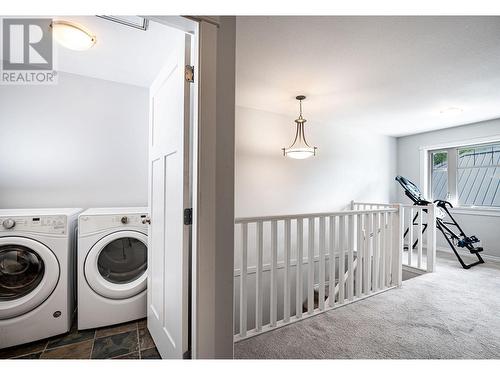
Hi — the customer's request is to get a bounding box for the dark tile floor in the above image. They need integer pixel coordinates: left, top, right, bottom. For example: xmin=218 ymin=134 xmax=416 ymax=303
xmin=0 ymin=318 xmax=160 ymax=360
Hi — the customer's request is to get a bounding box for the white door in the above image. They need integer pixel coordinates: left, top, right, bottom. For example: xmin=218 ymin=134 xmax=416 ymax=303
xmin=146 ymin=34 xmax=191 ymax=359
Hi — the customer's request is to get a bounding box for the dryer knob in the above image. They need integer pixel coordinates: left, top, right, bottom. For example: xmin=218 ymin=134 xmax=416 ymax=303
xmin=121 ymin=216 xmax=128 ymax=224
xmin=2 ymin=219 xmax=15 ymax=229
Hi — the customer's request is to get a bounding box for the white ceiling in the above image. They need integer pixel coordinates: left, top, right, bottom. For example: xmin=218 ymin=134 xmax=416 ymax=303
xmin=52 ymin=16 xmax=179 ymax=87
xmin=236 ymin=16 xmax=500 ymax=137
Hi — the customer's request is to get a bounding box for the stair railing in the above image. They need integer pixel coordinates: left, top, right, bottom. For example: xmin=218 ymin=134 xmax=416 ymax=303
xmin=234 ymin=205 xmax=401 ymax=341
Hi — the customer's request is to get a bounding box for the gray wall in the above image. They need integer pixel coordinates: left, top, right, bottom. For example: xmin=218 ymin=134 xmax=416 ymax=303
xmin=0 ymin=72 xmax=149 ymax=209
xmin=397 ymin=118 xmax=500 ymax=258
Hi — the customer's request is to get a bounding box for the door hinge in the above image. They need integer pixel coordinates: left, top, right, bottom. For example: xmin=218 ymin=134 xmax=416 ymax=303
xmin=184 ymin=208 xmax=193 ymax=225
xmin=185 ymin=65 xmax=194 ymax=83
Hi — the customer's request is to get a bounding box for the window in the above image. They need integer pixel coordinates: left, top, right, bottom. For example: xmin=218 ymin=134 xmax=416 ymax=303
xmin=431 ymin=150 xmax=448 ymax=201
xmin=429 ymin=142 xmax=500 ymax=207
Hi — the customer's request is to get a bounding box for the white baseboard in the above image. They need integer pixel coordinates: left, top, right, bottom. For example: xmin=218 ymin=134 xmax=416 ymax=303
xmin=436 ymin=246 xmax=500 ymax=263
xmin=402 ymin=265 xmax=427 ymax=275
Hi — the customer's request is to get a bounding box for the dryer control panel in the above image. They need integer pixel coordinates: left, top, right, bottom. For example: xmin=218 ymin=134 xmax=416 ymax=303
xmin=79 ymin=213 xmax=148 ymax=235
xmin=0 ymin=215 xmax=67 ymax=234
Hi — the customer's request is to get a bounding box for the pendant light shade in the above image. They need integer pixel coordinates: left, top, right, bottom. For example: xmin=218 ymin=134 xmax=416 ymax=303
xmin=282 ymin=95 xmax=317 ymax=159
xmin=51 ymin=21 xmax=96 ymax=51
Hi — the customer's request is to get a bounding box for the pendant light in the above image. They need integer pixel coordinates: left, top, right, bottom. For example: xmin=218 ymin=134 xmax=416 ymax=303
xmin=282 ymin=95 xmax=317 ymax=159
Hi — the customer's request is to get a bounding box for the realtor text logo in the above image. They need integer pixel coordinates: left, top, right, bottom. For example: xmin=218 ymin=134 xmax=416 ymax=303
xmin=2 ymin=18 xmax=57 ymax=84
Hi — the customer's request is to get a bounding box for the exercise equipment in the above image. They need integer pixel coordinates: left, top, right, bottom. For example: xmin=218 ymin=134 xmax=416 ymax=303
xmin=395 ymin=175 xmax=484 ymax=269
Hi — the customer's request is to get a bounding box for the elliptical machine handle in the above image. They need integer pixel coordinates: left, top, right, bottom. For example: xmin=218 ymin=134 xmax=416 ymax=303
xmin=434 ymin=199 xmax=453 ymax=208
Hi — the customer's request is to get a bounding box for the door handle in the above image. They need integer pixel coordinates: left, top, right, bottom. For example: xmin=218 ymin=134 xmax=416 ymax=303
xmin=142 ymin=217 xmax=151 ymax=225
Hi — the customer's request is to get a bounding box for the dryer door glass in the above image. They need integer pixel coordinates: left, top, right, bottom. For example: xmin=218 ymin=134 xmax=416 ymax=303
xmin=0 ymin=245 xmax=45 ymax=301
xmin=97 ymin=238 xmax=147 ymax=284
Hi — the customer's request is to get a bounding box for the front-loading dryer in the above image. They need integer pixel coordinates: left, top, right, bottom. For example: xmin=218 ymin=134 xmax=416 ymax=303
xmin=0 ymin=208 xmax=81 ymax=349
xmin=77 ymin=207 xmax=148 ymax=330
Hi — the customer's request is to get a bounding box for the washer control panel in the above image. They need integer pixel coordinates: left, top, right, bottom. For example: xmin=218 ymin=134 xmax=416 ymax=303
xmin=0 ymin=215 xmax=67 ymax=234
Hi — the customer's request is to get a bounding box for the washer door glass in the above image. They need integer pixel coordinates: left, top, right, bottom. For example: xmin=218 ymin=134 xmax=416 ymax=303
xmin=97 ymin=237 xmax=147 ymax=284
xmin=0 ymin=245 xmax=45 ymax=301
xmin=0 ymin=237 xmax=59 ymax=320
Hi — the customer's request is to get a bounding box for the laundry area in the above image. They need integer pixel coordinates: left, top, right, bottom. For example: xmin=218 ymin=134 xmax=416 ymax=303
xmin=0 ymin=16 xmax=191 ymax=359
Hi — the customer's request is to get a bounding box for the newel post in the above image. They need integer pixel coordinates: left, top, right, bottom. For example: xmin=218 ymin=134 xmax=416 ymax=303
xmin=391 ymin=203 xmax=403 ymax=287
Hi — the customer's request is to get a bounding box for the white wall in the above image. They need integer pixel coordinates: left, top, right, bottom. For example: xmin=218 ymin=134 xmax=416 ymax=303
xmin=0 ymin=72 xmax=149 ymax=209
xmin=236 ymin=106 xmax=397 ymax=218
xmin=397 ymin=118 xmax=500 ymax=259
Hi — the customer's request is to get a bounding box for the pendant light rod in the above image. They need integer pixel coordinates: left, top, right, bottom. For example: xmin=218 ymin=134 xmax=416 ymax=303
xmin=295 ymin=95 xmax=306 ymax=123
xmin=297 ymin=95 xmax=305 ymax=117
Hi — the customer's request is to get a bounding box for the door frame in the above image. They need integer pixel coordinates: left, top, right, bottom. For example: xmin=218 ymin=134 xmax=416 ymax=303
xmin=145 ymin=16 xmax=235 ymax=359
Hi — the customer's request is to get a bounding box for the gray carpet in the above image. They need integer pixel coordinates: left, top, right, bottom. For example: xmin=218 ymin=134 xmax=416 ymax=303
xmin=235 ymin=252 xmax=500 ymax=359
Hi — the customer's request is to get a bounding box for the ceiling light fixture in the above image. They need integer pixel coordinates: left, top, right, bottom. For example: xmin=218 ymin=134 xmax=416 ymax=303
xmin=51 ymin=21 xmax=96 ymax=51
xmin=282 ymin=95 xmax=317 ymax=159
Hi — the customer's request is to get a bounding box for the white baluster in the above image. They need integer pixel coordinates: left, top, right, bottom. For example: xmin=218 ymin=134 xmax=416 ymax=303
xmin=363 ymin=213 xmax=369 ymax=294
xmin=308 ymin=217 xmax=315 ymax=314
xmin=296 ymin=218 xmax=303 ymax=318
xmin=240 ymin=223 xmax=248 ymax=337
xmin=380 ymin=212 xmax=387 ymax=288
xmin=388 ymin=211 xmax=395 ymax=286
xmin=347 ymin=214 xmax=354 ymax=301
xmin=328 ymin=216 xmax=336 ymax=307
xmin=394 ymin=205 xmax=404 ymax=286
xmin=338 ymin=215 xmax=345 ymax=304
xmin=373 ymin=213 xmax=380 ymax=292
xmin=367 ymin=213 xmax=373 ymax=293
xmin=270 ymin=220 xmax=278 ymax=327
xmin=319 ymin=216 xmax=326 ymax=310
xmin=284 ymin=219 xmax=291 ymax=322
xmin=355 ymin=214 xmax=363 ymax=298
xmin=256 ymin=221 xmax=263 ymax=331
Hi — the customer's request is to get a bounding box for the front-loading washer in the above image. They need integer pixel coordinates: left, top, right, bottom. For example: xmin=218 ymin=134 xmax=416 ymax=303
xmin=77 ymin=207 xmax=148 ymax=330
xmin=0 ymin=208 xmax=81 ymax=349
